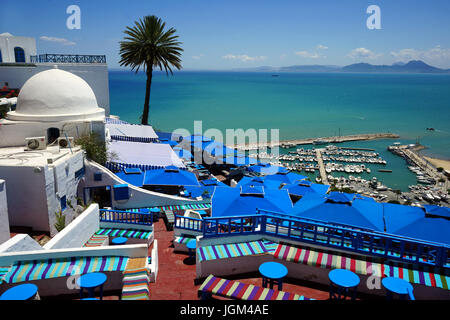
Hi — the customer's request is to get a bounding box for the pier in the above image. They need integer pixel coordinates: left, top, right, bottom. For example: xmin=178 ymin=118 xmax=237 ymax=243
xmin=231 ymin=133 xmax=399 ymax=150
xmin=315 ymin=149 xmax=329 ymax=185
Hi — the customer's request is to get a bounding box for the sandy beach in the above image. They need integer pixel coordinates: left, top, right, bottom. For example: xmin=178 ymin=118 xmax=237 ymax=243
xmin=424 ymin=156 xmax=450 ymax=171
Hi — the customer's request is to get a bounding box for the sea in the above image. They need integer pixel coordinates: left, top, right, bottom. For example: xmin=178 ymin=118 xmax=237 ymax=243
xmin=109 ymin=71 xmax=450 ymax=191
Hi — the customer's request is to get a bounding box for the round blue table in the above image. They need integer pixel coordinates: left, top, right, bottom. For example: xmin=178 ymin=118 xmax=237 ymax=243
xmin=259 ymin=262 xmax=288 ymax=290
xmin=0 ymin=283 xmax=38 ymax=300
xmin=382 ymin=277 xmax=415 ymax=300
xmin=77 ymin=272 xmax=107 ymax=300
xmin=111 ymin=237 xmax=127 ymax=245
xmin=186 ymin=240 xmax=197 ymax=261
xmin=328 ymin=269 xmax=360 ymax=300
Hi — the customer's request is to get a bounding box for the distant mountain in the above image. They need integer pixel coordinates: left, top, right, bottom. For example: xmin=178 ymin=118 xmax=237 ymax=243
xmin=341 ymin=60 xmax=447 ymax=73
xmin=231 ymin=60 xmax=450 ymax=74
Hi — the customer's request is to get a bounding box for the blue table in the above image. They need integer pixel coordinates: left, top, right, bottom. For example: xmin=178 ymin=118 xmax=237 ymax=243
xmin=77 ymin=272 xmax=107 ymax=300
xmin=259 ymin=262 xmax=288 ymax=290
xmin=111 ymin=237 xmax=128 ymax=245
xmin=328 ymin=269 xmax=360 ymax=300
xmin=186 ymin=240 xmax=197 ymax=261
xmin=382 ymin=277 xmax=415 ymax=300
xmin=150 ymin=208 xmax=161 ymax=221
xmin=0 ymin=283 xmax=38 ymax=300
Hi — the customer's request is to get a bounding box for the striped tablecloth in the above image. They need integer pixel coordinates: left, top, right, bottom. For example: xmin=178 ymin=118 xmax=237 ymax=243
xmin=273 ymin=243 xmax=450 ymax=290
xmin=198 ymin=240 xmax=278 ymax=262
xmin=96 ymin=228 xmax=152 ymax=240
xmin=3 ymin=256 xmax=128 ymax=284
xmin=199 ymin=274 xmax=313 ymax=300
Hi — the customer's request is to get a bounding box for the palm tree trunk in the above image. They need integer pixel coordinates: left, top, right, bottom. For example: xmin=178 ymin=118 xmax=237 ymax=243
xmin=141 ymin=66 xmax=153 ymax=125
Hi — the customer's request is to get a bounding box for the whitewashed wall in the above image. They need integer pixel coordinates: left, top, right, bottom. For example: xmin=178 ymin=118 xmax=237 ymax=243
xmin=0 ymin=150 xmax=85 ymax=236
xmin=0 ymin=118 xmax=104 ymax=148
xmin=0 ymin=35 xmax=36 ymax=63
xmin=0 ymin=180 xmax=10 ymax=244
xmin=43 ymin=204 xmax=99 ymax=250
xmin=0 ymin=234 xmax=43 ymax=253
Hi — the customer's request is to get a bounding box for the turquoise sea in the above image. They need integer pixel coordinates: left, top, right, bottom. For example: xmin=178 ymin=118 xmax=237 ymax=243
xmin=109 ymin=71 xmax=450 ymax=191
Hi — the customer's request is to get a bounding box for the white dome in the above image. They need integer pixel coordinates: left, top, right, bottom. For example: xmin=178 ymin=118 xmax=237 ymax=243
xmin=7 ymin=69 xmax=105 ymax=122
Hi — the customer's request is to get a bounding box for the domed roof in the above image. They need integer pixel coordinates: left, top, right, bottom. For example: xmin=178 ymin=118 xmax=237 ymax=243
xmin=7 ymin=69 xmax=105 ymax=122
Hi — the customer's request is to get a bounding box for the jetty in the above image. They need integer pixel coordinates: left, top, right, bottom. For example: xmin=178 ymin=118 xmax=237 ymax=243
xmin=315 ymin=149 xmax=329 ymax=185
xmin=231 ymin=133 xmax=399 ymax=150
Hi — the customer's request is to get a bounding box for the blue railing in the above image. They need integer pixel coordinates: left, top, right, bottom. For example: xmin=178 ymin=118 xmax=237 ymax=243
xmin=100 ymin=209 xmax=153 ymax=226
xmin=175 ymin=215 xmax=204 ymax=232
xmin=175 ymin=211 xmax=449 ymax=268
xmin=30 ymin=54 xmax=106 ymax=64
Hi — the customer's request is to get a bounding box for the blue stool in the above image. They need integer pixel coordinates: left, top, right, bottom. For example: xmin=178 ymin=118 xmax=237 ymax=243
xmin=328 ymin=269 xmax=360 ymax=300
xmin=186 ymin=240 xmax=197 ymax=261
xmin=77 ymin=272 xmax=107 ymax=300
xmin=0 ymin=283 xmax=39 ymax=300
xmin=111 ymin=237 xmax=127 ymax=245
xmin=259 ymin=262 xmax=288 ymax=291
xmin=382 ymin=277 xmax=415 ymax=300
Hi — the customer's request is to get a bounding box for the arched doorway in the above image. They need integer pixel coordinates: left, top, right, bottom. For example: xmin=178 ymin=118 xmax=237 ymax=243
xmin=14 ymin=47 xmax=25 ymax=63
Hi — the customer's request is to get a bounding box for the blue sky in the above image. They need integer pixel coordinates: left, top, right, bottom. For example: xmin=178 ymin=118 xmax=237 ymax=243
xmin=2 ymin=0 xmax=450 ymax=69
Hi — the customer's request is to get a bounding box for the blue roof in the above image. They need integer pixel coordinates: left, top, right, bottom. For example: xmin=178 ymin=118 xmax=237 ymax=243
xmin=383 ymin=203 xmax=450 ymax=245
xmin=291 ymin=192 xmax=385 ymax=231
xmin=200 ymin=179 xmax=227 ymax=187
xmin=212 ymin=187 xmax=293 ymax=218
xmin=247 ymin=162 xmax=287 ymax=175
xmin=116 ymin=170 xmax=146 ymax=187
xmin=143 ymin=167 xmax=200 ymax=186
xmin=281 ymin=181 xmax=330 ymax=197
xmin=264 ymin=171 xmax=308 ymax=185
xmin=236 ymin=176 xmax=282 ymax=190
xmin=423 ymin=205 xmax=450 ymax=219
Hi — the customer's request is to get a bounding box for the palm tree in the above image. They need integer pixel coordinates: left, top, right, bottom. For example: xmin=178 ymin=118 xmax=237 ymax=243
xmin=119 ymin=15 xmax=183 ymax=125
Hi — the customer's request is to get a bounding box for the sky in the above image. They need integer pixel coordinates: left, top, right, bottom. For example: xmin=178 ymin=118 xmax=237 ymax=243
xmin=1 ymin=0 xmax=450 ymax=70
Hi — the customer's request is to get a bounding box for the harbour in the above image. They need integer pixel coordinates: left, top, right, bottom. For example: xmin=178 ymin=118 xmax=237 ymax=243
xmin=232 ymin=132 xmax=399 ymax=150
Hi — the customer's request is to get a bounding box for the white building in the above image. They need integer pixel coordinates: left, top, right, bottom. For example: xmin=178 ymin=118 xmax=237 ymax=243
xmin=0 ymin=146 xmax=85 ymax=236
xmin=0 ymin=68 xmax=105 ymax=148
xmin=0 ymin=68 xmax=106 ymax=236
xmin=0 ymin=33 xmax=110 ymax=115
xmin=0 ymin=179 xmax=10 ymax=244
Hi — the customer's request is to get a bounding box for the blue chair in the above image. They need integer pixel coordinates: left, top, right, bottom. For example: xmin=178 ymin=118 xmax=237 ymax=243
xmin=328 ymin=269 xmax=360 ymax=300
xmin=382 ymin=277 xmax=415 ymax=300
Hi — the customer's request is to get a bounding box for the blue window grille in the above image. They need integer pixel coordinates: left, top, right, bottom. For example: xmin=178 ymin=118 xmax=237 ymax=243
xmin=94 ymin=172 xmax=103 ymax=181
xmin=14 ymin=47 xmax=25 ymax=63
xmin=75 ymin=167 xmax=85 ymax=179
xmin=0 ymin=50 xmax=2 ymax=63
xmin=113 ymin=184 xmax=129 ymax=201
xmin=60 ymin=195 xmax=67 ymax=211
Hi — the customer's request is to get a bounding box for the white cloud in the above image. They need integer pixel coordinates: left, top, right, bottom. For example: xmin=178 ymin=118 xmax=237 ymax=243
xmin=192 ymin=54 xmax=204 ymax=60
xmin=391 ymin=46 xmax=450 ymax=63
xmin=222 ymin=54 xmax=267 ymax=62
xmin=347 ymin=47 xmax=382 ymax=60
xmin=40 ymin=36 xmax=76 ymax=46
xmin=295 ymin=51 xmax=320 ymax=59
xmin=316 ymin=44 xmax=328 ymax=50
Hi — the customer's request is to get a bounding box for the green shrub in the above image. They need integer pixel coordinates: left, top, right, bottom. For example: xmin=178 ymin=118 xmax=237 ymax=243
xmin=54 ymin=210 xmax=66 ymax=232
xmin=75 ymin=132 xmax=109 ymax=165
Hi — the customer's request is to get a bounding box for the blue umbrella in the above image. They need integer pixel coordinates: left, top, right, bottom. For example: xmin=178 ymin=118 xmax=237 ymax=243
xmin=265 ymin=171 xmax=308 ymax=185
xmin=211 ymin=186 xmax=293 ymax=217
xmin=144 ymin=166 xmax=200 ymax=186
xmin=282 ymin=180 xmax=330 ymax=197
xmin=291 ymin=192 xmax=385 ymax=231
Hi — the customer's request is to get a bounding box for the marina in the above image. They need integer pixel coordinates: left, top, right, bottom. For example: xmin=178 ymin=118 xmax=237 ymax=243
xmin=232 ymin=133 xmax=399 ymax=150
